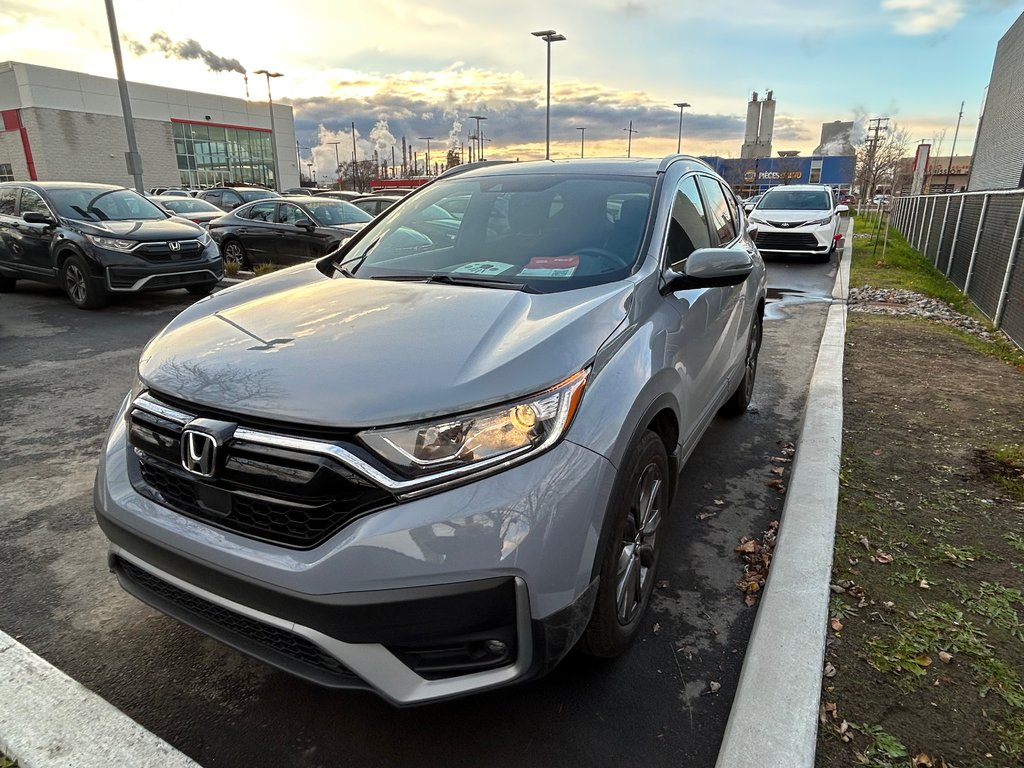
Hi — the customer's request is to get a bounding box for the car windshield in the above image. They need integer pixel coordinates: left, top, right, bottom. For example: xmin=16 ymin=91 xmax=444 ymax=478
xmin=304 ymin=199 xmax=372 ymax=226
xmin=160 ymin=198 xmax=221 ymax=213
xmin=49 ymin=188 xmax=168 ymax=221
xmin=346 ymin=172 xmax=655 ymax=293
xmin=757 ymin=189 xmax=831 ymax=211
xmin=239 ymin=189 xmax=280 ymax=202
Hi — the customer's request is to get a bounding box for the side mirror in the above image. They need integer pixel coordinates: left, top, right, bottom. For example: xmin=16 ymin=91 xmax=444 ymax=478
xmin=23 ymin=211 xmax=55 ymax=227
xmin=835 ymin=205 xmax=849 ymax=214
xmin=661 ymin=247 xmax=754 ymax=294
xmin=295 ymin=219 xmax=315 ymax=231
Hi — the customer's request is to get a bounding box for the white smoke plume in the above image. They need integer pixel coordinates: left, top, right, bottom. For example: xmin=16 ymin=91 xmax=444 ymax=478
xmin=369 ymin=119 xmax=397 ymax=159
xmin=125 ymin=32 xmax=246 ymax=75
xmin=308 ymin=124 xmax=375 ymax=185
xmin=445 ymin=110 xmax=464 ymax=152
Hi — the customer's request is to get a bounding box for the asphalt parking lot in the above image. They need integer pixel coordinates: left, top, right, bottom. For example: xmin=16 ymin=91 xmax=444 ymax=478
xmin=0 ymin=255 xmax=835 ymax=768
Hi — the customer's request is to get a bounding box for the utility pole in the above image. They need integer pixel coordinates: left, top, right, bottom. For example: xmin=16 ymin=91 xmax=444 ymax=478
xmin=623 ymin=120 xmax=637 ymax=158
xmin=673 ymin=102 xmax=690 ymax=154
xmin=469 ymin=115 xmax=487 ymax=161
xmin=944 ymin=101 xmax=965 ymax=194
xmin=576 ymin=126 xmax=586 ymax=158
xmin=863 ymin=116 xmax=889 ymax=201
xmin=350 ymin=121 xmax=359 ymax=191
xmin=253 ymin=70 xmax=284 ymax=191
xmin=419 ymin=137 xmax=434 ymax=177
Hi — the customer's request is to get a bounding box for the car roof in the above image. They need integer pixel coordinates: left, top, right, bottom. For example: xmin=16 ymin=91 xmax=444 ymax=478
xmin=440 ymin=156 xmax=714 ymax=183
xmin=1 ymin=181 xmax=127 ymax=192
xmin=762 ymin=184 xmax=831 ymax=191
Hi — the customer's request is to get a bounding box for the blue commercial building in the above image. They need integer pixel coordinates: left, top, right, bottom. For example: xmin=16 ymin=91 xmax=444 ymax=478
xmin=699 ymin=155 xmax=856 ymax=197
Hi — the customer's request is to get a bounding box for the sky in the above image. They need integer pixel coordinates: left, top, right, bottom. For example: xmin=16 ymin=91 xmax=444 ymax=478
xmin=1 ymin=0 xmax=1021 ymax=181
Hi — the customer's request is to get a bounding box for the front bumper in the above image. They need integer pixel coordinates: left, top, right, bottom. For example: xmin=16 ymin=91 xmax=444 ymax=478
xmin=94 ymin=396 xmax=615 ymax=704
xmin=753 ymin=222 xmax=835 ymax=255
xmin=83 ymin=240 xmax=223 ymax=292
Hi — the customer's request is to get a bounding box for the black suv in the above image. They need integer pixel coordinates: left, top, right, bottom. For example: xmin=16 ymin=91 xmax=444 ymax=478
xmin=0 ymin=182 xmax=223 ymax=309
xmin=196 ymin=186 xmax=280 ymax=211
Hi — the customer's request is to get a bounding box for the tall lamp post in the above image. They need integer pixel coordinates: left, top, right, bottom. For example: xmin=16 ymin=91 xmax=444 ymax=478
xmin=531 ymin=29 xmax=566 ymax=160
xmin=623 ymin=120 xmax=637 ymax=158
xmin=576 ymin=126 xmax=586 ymax=158
xmin=673 ymin=102 xmax=690 ymax=153
xmin=327 ymin=140 xmax=342 ymax=188
xmin=253 ymin=69 xmax=283 ymax=191
xmin=418 ymin=137 xmax=434 ymax=176
xmin=468 ymin=115 xmax=487 ymax=161
xmin=944 ymin=101 xmax=965 ymax=194
xmin=306 ymin=161 xmax=314 ymax=185
xmin=103 ymin=0 xmax=144 ymax=192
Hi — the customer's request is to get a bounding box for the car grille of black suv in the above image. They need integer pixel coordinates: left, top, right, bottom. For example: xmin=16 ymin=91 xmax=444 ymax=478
xmin=126 ymin=394 xmax=395 ymax=548
xmin=135 ymin=240 xmax=206 ymax=262
xmin=755 ymin=232 xmax=822 ymax=251
xmin=116 ymin=558 xmax=362 ymax=688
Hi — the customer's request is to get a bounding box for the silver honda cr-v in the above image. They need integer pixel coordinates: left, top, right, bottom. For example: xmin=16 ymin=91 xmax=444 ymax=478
xmin=94 ymin=156 xmax=766 ymax=705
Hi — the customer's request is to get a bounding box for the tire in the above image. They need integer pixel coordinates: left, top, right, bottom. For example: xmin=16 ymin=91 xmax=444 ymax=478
xmin=61 ymin=253 xmax=107 ymax=309
xmin=186 ymin=281 xmax=216 ymax=297
xmin=721 ymin=312 xmax=762 ymax=417
xmin=0 ymin=275 xmax=16 ymax=293
xmin=579 ymin=430 xmax=670 ymax=658
xmin=221 ymin=239 xmax=250 ymax=269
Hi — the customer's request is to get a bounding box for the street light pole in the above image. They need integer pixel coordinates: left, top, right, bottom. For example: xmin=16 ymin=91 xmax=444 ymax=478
xmin=468 ymin=115 xmax=487 ymax=161
xmin=576 ymin=126 xmax=586 ymax=158
xmin=623 ymin=120 xmax=637 ymax=158
xmin=253 ymin=69 xmax=283 ymax=191
xmin=418 ymin=137 xmax=434 ymax=176
xmin=673 ymin=102 xmax=690 ymax=154
xmin=532 ymin=30 xmax=566 ymax=160
xmin=327 ymin=140 xmax=342 ymax=188
xmin=103 ymin=0 xmax=144 ymax=192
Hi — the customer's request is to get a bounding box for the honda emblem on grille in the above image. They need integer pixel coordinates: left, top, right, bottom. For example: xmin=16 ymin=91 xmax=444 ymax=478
xmin=182 ymin=430 xmax=217 ymax=477
xmin=169 ymin=241 xmax=181 ymax=251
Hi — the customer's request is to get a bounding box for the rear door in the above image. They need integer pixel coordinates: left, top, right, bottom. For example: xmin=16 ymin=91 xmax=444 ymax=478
xmin=276 ymin=202 xmax=322 ymax=263
xmin=0 ymin=187 xmax=20 ymax=272
xmin=237 ymin=201 xmax=279 ymax=263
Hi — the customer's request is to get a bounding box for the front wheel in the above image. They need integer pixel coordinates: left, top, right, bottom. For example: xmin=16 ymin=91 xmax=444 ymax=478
xmin=61 ymin=254 xmax=107 ymax=309
xmin=579 ymin=430 xmax=669 ymax=658
xmin=221 ymin=239 xmax=249 ymax=269
xmin=721 ymin=312 xmax=762 ymax=416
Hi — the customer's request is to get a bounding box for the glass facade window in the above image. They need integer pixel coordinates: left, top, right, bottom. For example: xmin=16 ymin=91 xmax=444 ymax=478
xmin=171 ymin=121 xmax=274 ymax=189
xmin=0 ymin=163 xmax=13 ymax=182
xmin=809 ymin=159 xmax=824 ymax=184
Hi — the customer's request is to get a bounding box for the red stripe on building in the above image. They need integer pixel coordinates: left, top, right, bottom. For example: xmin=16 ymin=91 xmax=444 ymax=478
xmin=1 ymin=109 xmax=37 ymax=180
xmin=170 ymin=118 xmax=271 ymax=133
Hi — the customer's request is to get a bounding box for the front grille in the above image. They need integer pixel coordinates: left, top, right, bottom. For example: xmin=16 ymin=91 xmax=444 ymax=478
xmin=135 ymin=240 xmax=205 ymax=262
xmin=106 ymin=267 xmax=215 ymax=290
xmin=766 ymin=219 xmax=808 ymax=228
xmin=128 ymin=398 xmax=394 ymax=548
xmin=755 ymin=232 xmax=822 ymax=251
xmin=117 ymin=558 xmax=359 ymax=685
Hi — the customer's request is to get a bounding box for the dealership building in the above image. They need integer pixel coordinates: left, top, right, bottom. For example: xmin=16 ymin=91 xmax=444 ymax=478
xmin=701 ymin=154 xmax=856 ymax=197
xmin=0 ymin=61 xmax=299 ymax=190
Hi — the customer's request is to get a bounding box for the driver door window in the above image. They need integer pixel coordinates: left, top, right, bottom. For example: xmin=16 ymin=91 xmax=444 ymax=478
xmin=245 ymin=202 xmax=276 ymax=222
xmin=19 ymin=189 xmax=49 ymax=217
xmin=666 ymin=176 xmax=711 ymax=270
xmin=278 ymin=203 xmax=310 ymax=225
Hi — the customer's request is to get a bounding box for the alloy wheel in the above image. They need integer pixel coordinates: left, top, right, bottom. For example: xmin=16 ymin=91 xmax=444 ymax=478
xmin=65 ymin=263 xmax=87 ymax=305
xmin=615 ymin=463 xmax=663 ymax=624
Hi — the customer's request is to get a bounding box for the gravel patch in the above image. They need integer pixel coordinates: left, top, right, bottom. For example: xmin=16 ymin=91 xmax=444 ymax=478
xmin=848 ymin=287 xmax=995 ymax=342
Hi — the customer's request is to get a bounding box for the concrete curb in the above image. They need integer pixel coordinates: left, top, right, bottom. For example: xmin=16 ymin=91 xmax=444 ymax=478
xmin=0 ymin=630 xmax=200 ymax=768
xmin=715 ymin=220 xmax=852 ymax=767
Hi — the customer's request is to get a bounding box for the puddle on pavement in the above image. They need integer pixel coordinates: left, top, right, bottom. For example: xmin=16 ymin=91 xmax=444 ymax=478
xmin=765 ymin=286 xmax=832 ymax=320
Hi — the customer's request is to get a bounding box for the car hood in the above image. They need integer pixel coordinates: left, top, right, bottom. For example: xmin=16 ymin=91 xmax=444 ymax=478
xmin=138 ymin=266 xmax=633 ymax=428
xmin=66 ymin=217 xmax=205 ymax=241
xmin=751 ymin=209 xmax=831 ymax=223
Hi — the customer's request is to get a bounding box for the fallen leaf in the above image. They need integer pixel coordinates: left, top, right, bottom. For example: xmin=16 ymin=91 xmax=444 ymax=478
xmin=818 ymin=703 xmax=828 ymax=725
xmin=735 ymin=539 xmax=759 ymax=554
xmin=656 ymin=580 xmax=670 ymax=589
xmin=859 ymin=535 xmax=871 ymax=550
xmin=914 ymin=753 xmax=933 ymax=768
xmin=830 ymin=584 xmax=846 ymax=594
xmin=873 ymin=448 xmax=883 ymax=456
xmin=882 ymin=600 xmax=895 ymax=609
xmin=823 ymin=662 xmax=837 ymax=678
xmin=918 ymin=579 xmax=931 ymax=589
xmin=874 ymin=552 xmax=894 ymax=564
xmin=702 ymin=482 xmax=713 ymax=490
xmin=766 ymin=478 xmax=786 ymax=492
xmin=698 ymin=510 xmax=718 ymax=521
xmin=915 ymin=654 xmax=932 ymax=667
xmin=939 ymin=651 xmax=953 ymax=664
xmin=653 ymin=622 xmax=661 ymax=635
xmin=770 ymin=466 xmax=785 ymax=476
xmin=709 ymin=681 xmax=721 ymax=693
xmin=825 ymin=702 xmax=837 ymax=717
xmin=744 ymin=593 xmax=757 ymax=607
xmin=831 ymin=618 xmax=844 ymax=632
xmin=770 ymin=455 xmax=792 ymax=464
xmin=839 ymin=720 xmax=849 ymax=735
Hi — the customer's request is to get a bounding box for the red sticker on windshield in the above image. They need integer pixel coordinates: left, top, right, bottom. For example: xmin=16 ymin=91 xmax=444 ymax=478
xmin=519 ymin=255 xmax=579 ymax=277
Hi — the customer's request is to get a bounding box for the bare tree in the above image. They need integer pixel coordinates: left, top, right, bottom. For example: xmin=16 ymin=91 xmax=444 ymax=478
xmin=856 ymin=123 xmax=910 ymax=199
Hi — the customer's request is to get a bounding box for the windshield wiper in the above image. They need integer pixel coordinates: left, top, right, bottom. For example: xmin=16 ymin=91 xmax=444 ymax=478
xmin=370 ymin=273 xmax=536 ymax=292
xmin=329 ymin=235 xmax=380 ymax=277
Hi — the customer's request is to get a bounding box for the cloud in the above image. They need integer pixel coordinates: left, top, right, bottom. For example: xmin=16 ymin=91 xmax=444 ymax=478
xmin=881 ymin=0 xmax=965 ymax=35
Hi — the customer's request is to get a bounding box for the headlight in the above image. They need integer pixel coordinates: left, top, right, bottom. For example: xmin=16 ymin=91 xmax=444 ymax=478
xmin=359 ymin=369 xmax=588 ymax=481
xmin=808 ymin=216 xmax=833 ymax=226
xmin=197 ymin=230 xmax=212 ymax=246
xmin=86 ymin=235 xmax=138 ymax=251
xmin=748 ymin=215 xmax=767 ymax=225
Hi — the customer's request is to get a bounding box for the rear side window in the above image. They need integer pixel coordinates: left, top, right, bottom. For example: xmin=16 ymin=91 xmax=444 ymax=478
xmin=666 ymin=176 xmax=711 ymax=270
xmin=203 ymin=191 xmax=222 ymax=205
xmin=0 ymin=188 xmax=16 ymax=215
xmin=697 ymin=176 xmax=737 ymax=246
xmin=243 ymin=202 xmax=276 ymax=222
xmin=278 ymin=203 xmax=310 ymax=225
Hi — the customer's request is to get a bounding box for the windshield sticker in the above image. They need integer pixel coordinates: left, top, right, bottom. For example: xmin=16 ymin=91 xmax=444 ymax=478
xmin=451 ymin=261 xmax=517 ymax=275
xmin=518 ymin=256 xmax=579 ymax=278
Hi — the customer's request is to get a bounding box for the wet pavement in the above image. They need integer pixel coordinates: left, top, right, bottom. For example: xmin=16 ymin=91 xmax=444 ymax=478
xmin=0 ymin=254 xmax=837 ymax=768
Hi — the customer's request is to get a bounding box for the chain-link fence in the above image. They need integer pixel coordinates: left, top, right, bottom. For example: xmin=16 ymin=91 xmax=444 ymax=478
xmin=890 ymin=190 xmax=1024 ymax=351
